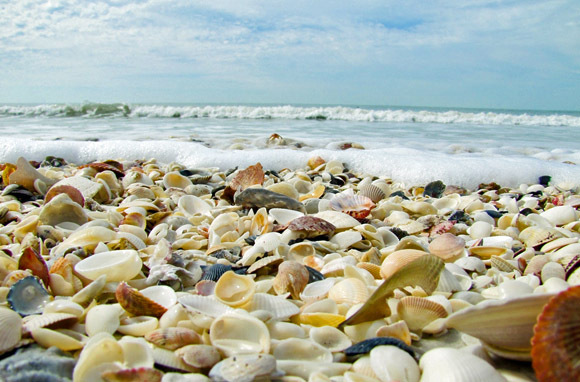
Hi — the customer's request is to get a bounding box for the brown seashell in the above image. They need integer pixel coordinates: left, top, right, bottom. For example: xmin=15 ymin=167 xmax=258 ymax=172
xmin=307 ymin=156 xmax=326 ymax=170
xmin=44 ymin=185 xmax=85 ymax=206
xmin=329 ymin=190 xmax=375 ymax=220
xmin=101 ymin=367 xmax=163 ymax=382
xmin=532 ymin=285 xmax=580 ymax=381
xmin=287 ymin=215 xmax=336 ymax=237
xmin=116 ymin=282 xmax=168 ymax=318
xmin=229 ymin=163 xmax=264 ymax=192
xmin=490 ymin=255 xmax=518 ymax=273
xmin=144 ymin=327 xmax=202 ymax=350
xmin=565 ymin=254 xmax=580 ymax=280
xmin=18 ymin=247 xmax=50 ymax=288
xmin=376 ymin=321 xmax=412 ymax=346
xmin=273 ymin=261 xmax=310 ymax=300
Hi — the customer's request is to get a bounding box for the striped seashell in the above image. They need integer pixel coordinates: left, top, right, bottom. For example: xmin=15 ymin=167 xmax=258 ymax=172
xmin=328 ymin=277 xmax=370 ymax=306
xmin=330 ymin=189 xmax=375 ymax=219
xmin=250 ymin=293 xmax=300 ymax=321
xmin=115 ymin=282 xmax=168 ymax=318
xmin=397 ymin=296 xmax=448 ymax=333
xmin=176 ymin=344 xmax=221 ymax=369
xmin=359 ymin=184 xmax=386 ymax=203
xmin=490 ymin=255 xmax=518 ymax=273
xmin=0 ymin=307 xmax=22 ymax=355
xmin=144 ymin=327 xmax=202 ymax=350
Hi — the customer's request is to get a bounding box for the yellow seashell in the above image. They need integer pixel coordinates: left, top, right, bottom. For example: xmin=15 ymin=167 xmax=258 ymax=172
xmin=214 ymin=271 xmax=256 ymax=308
xmin=296 ymin=312 xmax=346 ymax=328
xmin=380 ymin=249 xmax=428 ymax=280
xmin=299 ymin=184 xmax=325 ymax=202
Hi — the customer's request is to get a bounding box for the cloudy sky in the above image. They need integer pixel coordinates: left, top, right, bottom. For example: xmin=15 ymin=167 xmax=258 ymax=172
xmin=1 ymin=0 xmax=579 ymax=110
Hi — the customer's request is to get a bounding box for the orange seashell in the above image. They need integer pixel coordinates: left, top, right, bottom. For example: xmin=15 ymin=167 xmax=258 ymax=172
xmin=229 ymin=163 xmax=264 ymax=192
xmin=49 ymin=257 xmax=74 ymax=284
xmin=101 ymin=367 xmax=163 ymax=382
xmin=116 ymin=282 xmax=168 ymax=318
xmin=144 ymin=327 xmax=202 ymax=350
xmin=2 ymin=163 xmax=16 ymax=186
xmin=307 ymin=156 xmax=326 ymax=170
xmin=329 ymin=190 xmax=375 ymax=220
xmin=532 ymin=285 xmax=580 ymax=381
xmin=18 ymin=247 xmax=50 ymax=288
xmin=44 ymin=185 xmax=85 ymax=206
xmin=299 ymin=184 xmax=326 ymax=202
xmin=287 ymin=215 xmax=335 ymax=236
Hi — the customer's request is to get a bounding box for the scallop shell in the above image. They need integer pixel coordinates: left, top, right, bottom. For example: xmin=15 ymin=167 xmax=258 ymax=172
xmin=359 ymin=184 xmax=386 ymax=203
xmin=7 ymin=276 xmax=51 ymax=316
xmin=397 ymin=296 xmax=448 ymax=333
xmin=75 ymin=250 xmax=143 ymax=282
xmin=330 ymin=189 xmax=375 ymax=219
xmin=250 ymin=293 xmax=300 ymax=321
xmin=229 ymin=163 xmax=265 ymax=192
xmin=0 ymin=307 xmax=22 ymax=355
xmin=209 ymin=312 xmax=270 ymax=357
xmin=328 ymin=277 xmax=369 ymax=306
xmin=145 ymin=327 xmax=202 ymax=350
xmin=428 ymin=233 xmax=465 ymax=262
xmin=532 ymin=285 xmax=580 ymax=381
xmin=419 ymin=347 xmax=506 ymax=382
xmin=214 ymin=271 xmax=255 ymax=308
xmin=375 ymin=320 xmax=412 ymax=346
xmin=300 ymin=278 xmax=336 ymax=303
xmin=446 ymin=293 xmax=556 ymax=360
xmin=115 ymin=282 xmax=169 ymax=318
xmin=178 ymin=295 xmax=235 ymax=318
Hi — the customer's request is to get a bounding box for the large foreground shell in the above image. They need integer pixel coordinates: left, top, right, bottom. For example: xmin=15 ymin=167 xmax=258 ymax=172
xmin=75 ymin=250 xmax=143 ymax=282
xmin=446 ymin=293 xmax=555 ymax=360
xmin=532 ymin=285 xmax=580 ymax=381
xmin=209 ymin=312 xmax=270 ymax=357
xmin=419 ymin=347 xmax=507 ymax=382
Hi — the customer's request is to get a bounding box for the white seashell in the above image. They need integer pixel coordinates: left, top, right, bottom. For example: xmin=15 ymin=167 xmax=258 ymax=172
xmin=419 ymin=347 xmax=507 ymax=382
xmin=328 ymin=277 xmax=369 ymax=306
xmin=302 ymin=298 xmax=339 ymax=314
xmin=269 ymin=208 xmax=304 ymax=225
xmin=141 ymin=285 xmax=178 ymax=309
xmin=314 ymin=210 xmax=360 ymax=229
xmin=208 ymin=212 xmax=238 ymax=247
xmin=31 ymin=327 xmax=86 ymax=351
xmin=535 ymin=277 xmax=570 ymax=294
xmin=330 ymin=230 xmax=363 ymax=249
xmin=118 ymin=336 xmax=154 ymax=369
xmin=352 ymin=355 xmax=379 ymax=379
xmin=73 ymin=332 xmax=125 ymax=382
xmin=0 ymin=307 xmax=22 ymax=355
xmin=250 ymin=293 xmax=300 ymax=321
xmin=163 ymin=171 xmax=193 ymax=189
xmin=309 ymin=326 xmax=352 ymax=352
xmin=39 ymin=193 xmax=89 ymax=227
xmin=467 ymin=221 xmax=493 ymax=240
xmin=540 ymin=261 xmax=565 ymax=282
xmin=43 ymin=299 xmax=84 ymax=317
xmin=454 ymin=256 xmax=486 ymax=273
xmin=267 ymin=321 xmax=306 ymax=340
xmin=370 ymin=345 xmax=420 ymax=382
xmin=539 ymin=205 xmax=577 ymax=226
xmin=209 ymin=354 xmax=277 ymax=382
xmin=274 ymin=337 xmax=333 ymax=362
xmin=321 ymin=256 xmax=358 ymax=277
xmin=85 ymin=304 xmax=123 ymax=336
xmin=152 ymin=346 xmax=198 ymax=372
xmin=118 ymin=316 xmax=159 ymax=336
xmin=52 ymin=175 xmax=109 ymax=202
xmin=277 ymin=360 xmax=352 ymax=380
xmin=435 ymin=268 xmax=463 ymax=293
xmin=179 ymin=295 xmax=235 ymax=318
xmin=209 ymin=312 xmax=270 ymax=357
xmin=178 ymin=194 xmax=213 ymax=217
xmin=75 ymin=250 xmax=143 ymax=282
xmin=286 ymin=242 xmax=316 ymax=263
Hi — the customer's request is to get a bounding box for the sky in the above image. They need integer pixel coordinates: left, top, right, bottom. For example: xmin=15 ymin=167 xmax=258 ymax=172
xmin=1 ymin=0 xmax=579 ymax=110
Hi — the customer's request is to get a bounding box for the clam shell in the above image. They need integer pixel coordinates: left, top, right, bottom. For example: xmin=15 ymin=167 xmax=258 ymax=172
xmin=359 ymin=184 xmax=386 ymax=203
xmin=178 ymin=295 xmax=235 ymax=318
xmin=532 ymin=285 xmax=580 ymax=381
xmin=214 ymin=271 xmax=255 ymax=308
xmin=370 ymin=345 xmax=420 ymax=382
xmin=269 ymin=208 xmax=304 ymax=226
xmin=117 ymin=316 xmax=159 ymax=337
xmin=209 ymin=312 xmax=270 ymax=357
xmin=53 ymin=175 xmax=109 ymax=202
xmin=287 ymin=215 xmax=336 ymax=236
xmin=75 ymin=250 xmax=143 ymax=282
xmin=375 ymin=320 xmax=412 ymax=346
xmin=330 ymin=189 xmax=375 ymax=219
xmin=209 ymin=353 xmax=276 ymax=382
xmin=163 ymin=171 xmax=193 ymax=189
xmin=446 ymin=293 xmax=556 ymax=360
xmin=309 ymin=326 xmax=352 ymax=352
xmin=314 ymin=210 xmax=361 ymax=229
xmin=30 ymin=327 xmax=85 ymax=351
xmin=0 ymin=307 xmax=22 ymax=355
xmin=276 ymin=360 xmax=352 ymax=380
xmin=73 ymin=333 xmax=125 ymax=382
xmin=22 ymin=312 xmax=78 ymax=334
xmin=229 ymin=163 xmax=265 ymax=192
xmin=176 ymin=344 xmax=221 ymax=369
xmin=274 ymin=337 xmax=333 ymax=362
xmin=328 ymin=277 xmax=369 ymax=306
xmin=419 ymin=347 xmax=507 ymax=382
xmin=39 ymin=193 xmax=89 ymax=227
xmin=330 ymin=231 xmax=363 ymax=250
xmin=300 ymin=278 xmax=336 ymax=303
xmin=539 ymin=205 xmax=577 ymax=226
xmin=85 ymin=304 xmax=123 ymax=336
xmin=145 ymin=327 xmax=202 ymax=350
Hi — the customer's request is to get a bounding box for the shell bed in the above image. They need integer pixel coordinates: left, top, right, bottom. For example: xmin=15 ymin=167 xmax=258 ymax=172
xmin=0 ymin=155 xmax=579 ymax=382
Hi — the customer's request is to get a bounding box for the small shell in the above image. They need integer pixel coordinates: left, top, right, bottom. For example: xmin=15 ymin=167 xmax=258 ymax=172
xmin=273 ymin=337 xmax=333 ymax=362
xmin=45 ymin=184 xmax=85 ymax=206
xmin=273 ymin=261 xmax=309 ymax=299
xmin=39 ymin=193 xmax=89 ymax=227
xmin=380 ymin=249 xmax=428 ymax=280
xmin=287 ymin=215 xmax=336 ymax=237
xmin=300 ymin=278 xmax=336 ymax=303
xmin=117 ymin=316 xmax=159 ymax=337
xmin=539 ymin=205 xmax=577 ymax=226
xmin=314 ymin=210 xmax=361 ymax=229
xmin=209 ymin=353 xmax=276 ymax=382
xmin=428 ymin=233 xmax=465 ymax=262
xmin=209 ymin=312 xmax=270 ymax=357
xmin=145 ymin=327 xmax=202 ymax=350
xmin=330 ymin=189 xmax=375 ymax=219
xmin=116 ymin=282 xmax=169 ymax=318
xmin=7 ymin=276 xmax=51 ymax=316
xmin=397 ymin=296 xmax=448 ymax=333
xmin=84 ymin=304 xmax=123 ymax=336
xmin=0 ymin=307 xmax=22 ymax=355
xmin=328 ymin=277 xmax=369 ymax=306
xmin=309 ymin=326 xmax=352 ymax=352
xmin=214 ymin=271 xmax=256 ymax=308
xmin=176 ymin=344 xmax=221 ymax=369
xmin=359 ymin=184 xmax=386 ymax=203
xmin=375 ymin=321 xmax=412 ymax=346
xmin=30 ymin=327 xmax=85 ymax=351
xmin=163 ymin=171 xmax=193 ymax=189
xmin=250 ymin=293 xmax=300 ymax=321
xmin=344 ymin=337 xmax=415 ymax=359
xmin=229 ymin=163 xmax=265 ymax=192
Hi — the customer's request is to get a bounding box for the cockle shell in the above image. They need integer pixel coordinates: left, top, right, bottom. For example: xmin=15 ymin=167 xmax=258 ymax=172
xmin=419 ymin=348 xmax=507 ymax=382
xmin=446 ymin=293 xmax=556 ymax=360
xmin=330 ymin=189 xmax=375 ymax=219
xmin=380 ymin=249 xmax=428 ymax=280
xmin=145 ymin=327 xmax=202 ymax=350
xmin=328 ymin=277 xmax=369 ymax=306
xmin=214 ymin=271 xmax=255 ymax=308
xmin=209 ymin=312 xmax=270 ymax=357
xmin=397 ymin=296 xmax=448 ymax=333
xmin=75 ymin=250 xmax=142 ymax=282
xmin=314 ymin=210 xmax=360 ymax=229
xmin=0 ymin=307 xmax=22 ymax=355
xmin=45 ymin=184 xmax=85 ymax=206
xmin=84 ymin=304 xmax=123 ymax=336
xmin=287 ymin=215 xmax=336 ymax=237
xmin=115 ymin=282 xmax=169 ymax=318
xmin=250 ymin=293 xmax=300 ymax=321
xmin=370 ymin=345 xmax=420 ymax=382
xmin=163 ymin=171 xmax=193 ymax=189
xmin=53 ymin=175 xmax=110 ymax=203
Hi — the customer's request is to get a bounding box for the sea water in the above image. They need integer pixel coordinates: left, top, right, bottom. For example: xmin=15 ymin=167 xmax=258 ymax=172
xmin=1 ymin=103 xmax=580 ymax=189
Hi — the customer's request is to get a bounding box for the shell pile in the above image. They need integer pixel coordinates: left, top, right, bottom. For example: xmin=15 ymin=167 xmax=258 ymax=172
xmin=0 ymin=156 xmax=579 ymax=381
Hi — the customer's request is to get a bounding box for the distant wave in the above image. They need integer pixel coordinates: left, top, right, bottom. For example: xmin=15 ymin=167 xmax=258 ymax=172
xmin=1 ymin=103 xmax=579 ymax=127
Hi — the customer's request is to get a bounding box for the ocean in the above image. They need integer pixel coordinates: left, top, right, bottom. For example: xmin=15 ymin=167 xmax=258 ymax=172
xmin=1 ymin=103 xmax=580 ymax=189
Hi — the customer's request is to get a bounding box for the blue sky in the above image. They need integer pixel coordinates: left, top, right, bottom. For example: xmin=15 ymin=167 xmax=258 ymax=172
xmin=1 ymin=0 xmax=579 ymax=110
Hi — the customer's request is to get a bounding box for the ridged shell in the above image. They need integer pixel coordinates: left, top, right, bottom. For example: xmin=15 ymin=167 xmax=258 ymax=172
xmin=145 ymin=327 xmax=202 ymax=350
xmin=397 ymin=296 xmax=448 ymax=333
xmin=273 ymin=261 xmax=309 ymax=299
xmin=176 ymin=344 xmax=221 ymax=369
xmin=419 ymin=348 xmax=506 ymax=382
xmin=359 ymin=184 xmax=386 ymax=203
xmin=0 ymin=307 xmax=22 ymax=355
xmin=116 ymin=282 xmax=169 ymax=318
xmin=329 ymin=190 xmax=375 ymax=219
xmin=532 ymin=285 xmax=580 ymax=381
xmin=288 ymin=215 xmax=336 ymax=236
xmin=300 ymin=278 xmax=336 ymax=303
xmin=328 ymin=277 xmax=369 ymax=306
xmin=314 ymin=210 xmax=361 ymax=229
xmin=380 ymin=249 xmax=428 ymax=280
xmin=178 ymin=295 xmax=235 ymax=318
xmin=250 ymin=293 xmax=300 ymax=321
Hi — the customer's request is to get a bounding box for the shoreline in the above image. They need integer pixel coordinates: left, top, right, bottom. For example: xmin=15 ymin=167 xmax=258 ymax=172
xmin=0 ymin=155 xmax=578 ymax=381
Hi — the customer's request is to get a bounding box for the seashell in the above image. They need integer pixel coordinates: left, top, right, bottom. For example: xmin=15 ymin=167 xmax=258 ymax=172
xmin=71 ymin=274 xmax=107 ymax=307
xmin=43 ymin=299 xmax=84 ymax=317
xmin=375 ymin=320 xmax=412 ymax=346
xmin=178 ymin=295 xmax=235 ymax=318
xmin=268 ymin=208 xmax=304 ymax=226
xmin=39 ymin=193 xmax=89 ymax=227
xmin=532 ymin=285 xmax=580 ymax=381
xmin=520 ymin=226 xmax=562 ymax=248
xmin=330 ymin=189 xmax=375 ymax=219
xmin=209 ymin=353 xmax=277 ymax=382
xmin=344 ymin=337 xmax=415 ymax=360
xmin=176 ymin=344 xmax=221 ymax=369
xmin=308 ymin=155 xmax=326 ymax=169
xmin=380 ymin=249 xmax=428 ymax=279
xmin=468 ymin=245 xmax=508 ymax=260
xmin=277 ymin=360 xmax=351 ymax=380
xmin=246 ymin=254 xmax=283 ymax=274
xmin=309 ymin=325 xmax=352 ymax=352
xmin=314 ymin=210 xmax=360 ymax=229
xmin=541 ymin=261 xmax=566 ymax=282
xmin=250 ymin=207 xmax=271 ymax=235
xmin=75 ymin=250 xmax=143 ymax=282
xmin=214 ymin=271 xmax=255 ymax=308
xmin=287 ymin=215 xmax=336 ymax=237
xmin=145 ymin=327 xmax=202 ymax=350
xmin=297 ymin=312 xmax=346 ymax=328
xmin=21 ymin=312 xmax=78 ymax=334
xmin=446 ymin=293 xmax=556 ymax=360
xmin=52 ymin=175 xmax=110 ymax=202
xmin=152 ymin=346 xmax=198 ymax=372
xmin=229 ymin=163 xmax=265 ymax=192
xmin=163 ymin=171 xmax=193 ymax=189
xmin=359 ymin=184 xmax=386 ymax=203
xmin=467 ymin=221 xmax=493 ymax=239
xmin=45 ymin=184 xmax=85 ymax=206
xmin=397 ymin=296 xmax=448 ymax=333
xmin=321 ymin=256 xmax=357 ymax=277
xmin=273 ymin=261 xmax=309 ymax=299
xmin=401 ymin=200 xmax=438 ymax=216
xmin=117 ymin=316 xmax=159 ymax=337
xmin=250 ymin=293 xmax=300 ymax=321
xmin=274 ymin=337 xmax=333 ymax=363
xmin=330 ymin=230 xmax=363 ymax=250
xmin=539 ymin=205 xmax=577 ymax=226
xmin=266 ymin=182 xmax=300 ymax=200
xmin=0 ymin=307 xmax=22 ymax=355
xmin=7 ymin=276 xmax=51 ymax=316
xmin=84 ymin=304 xmax=123 ymax=336
xmin=341 ymin=255 xmax=444 ymax=327
xmin=300 ymin=278 xmax=336 ymax=303
xmin=8 ymin=157 xmax=56 ymax=191
xmin=490 ymin=255 xmax=518 ymax=273
xmin=30 ymin=327 xmax=85 ymax=351
xmin=455 ymin=256 xmax=486 ymax=273
xmin=178 ymin=194 xmax=213 ymax=217
xmin=299 ymin=184 xmax=325 ymax=202
xmin=234 ymin=188 xmax=305 ymax=212
xmin=18 ymin=247 xmax=50 ymax=288
xmin=328 ymin=277 xmax=369 ymax=306
xmin=209 ymin=312 xmax=270 ymax=357
xmin=101 ymin=367 xmax=163 ymax=382
xmin=370 ymin=345 xmax=420 ymax=382
xmin=428 ymin=233 xmax=465 ymax=262
xmin=116 ymin=282 xmax=168 ymax=318
xmin=419 ymin=347 xmax=507 ymax=382
xmin=435 ymin=268 xmax=464 ymax=293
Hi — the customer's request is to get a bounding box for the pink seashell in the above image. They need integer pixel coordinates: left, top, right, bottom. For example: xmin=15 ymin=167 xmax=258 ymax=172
xmin=329 ymin=190 xmax=375 ymax=220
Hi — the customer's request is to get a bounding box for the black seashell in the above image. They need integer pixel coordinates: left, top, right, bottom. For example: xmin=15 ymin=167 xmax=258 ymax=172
xmin=538 ymin=175 xmax=551 ymax=187
xmin=245 ymin=235 xmax=258 ymax=246
xmin=389 ymin=227 xmax=409 ymax=240
xmin=200 ymin=264 xmax=232 ymax=282
xmin=7 ymin=276 xmax=51 ymax=316
xmin=41 ymin=156 xmax=67 ymax=168
xmin=344 ymin=337 xmax=416 ymax=360
xmin=423 ymin=180 xmax=446 ymax=198
xmin=448 ymin=210 xmax=470 ymax=223
xmin=3 ymin=186 xmax=39 ymax=203
xmin=389 ymin=190 xmax=409 ymax=200
xmin=519 ymin=208 xmax=535 ymax=216
xmin=305 ymin=266 xmax=325 ymax=283
xmin=0 ymin=344 xmax=75 ymax=381
xmin=483 ymin=209 xmax=504 ymax=219
xmin=329 ymin=174 xmax=346 ymax=186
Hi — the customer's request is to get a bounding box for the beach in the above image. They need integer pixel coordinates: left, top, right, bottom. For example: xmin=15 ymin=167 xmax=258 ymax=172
xmin=0 ymin=140 xmax=579 ymax=380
